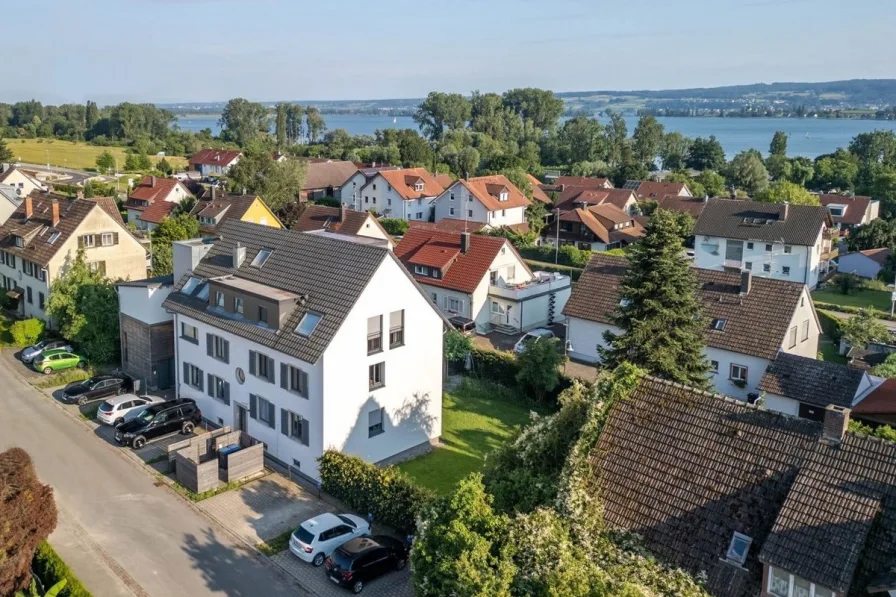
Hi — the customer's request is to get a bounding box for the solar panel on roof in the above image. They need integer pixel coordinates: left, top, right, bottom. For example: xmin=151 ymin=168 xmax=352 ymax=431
xmin=621 ymin=180 xmax=641 ymax=190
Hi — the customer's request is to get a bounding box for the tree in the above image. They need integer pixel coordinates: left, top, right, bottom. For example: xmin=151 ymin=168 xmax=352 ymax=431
xmin=755 ymin=180 xmax=819 ymax=205
xmin=872 ymin=353 xmax=896 ymax=378
xmin=769 ymin=130 xmax=788 ymax=157
xmin=857 ymin=163 xmax=896 ymax=217
xmin=470 ymin=91 xmax=506 ymax=140
xmin=286 ymin=104 xmax=304 ymax=145
xmin=0 ymin=448 xmax=57 ymax=596
xmin=395 ymin=129 xmax=433 ymax=166
xmin=304 ymin=106 xmax=327 ymax=143
xmin=599 ymin=210 xmax=710 ymax=387
xmin=726 ymin=150 xmax=769 ymax=196
xmin=849 ymin=130 xmax=896 ymax=167
xmin=95 ymin=150 xmax=115 ymax=174
xmin=660 ymin=132 xmax=691 ymax=171
xmin=813 ymin=149 xmax=858 ymax=191
xmin=685 ymin=135 xmax=726 ymax=171
xmin=516 ymin=336 xmax=565 ymax=403
xmin=695 ymin=169 xmax=727 ymax=197
xmin=274 ymin=102 xmax=289 ymax=149
xmin=85 ymin=100 xmax=99 ymax=130
xmin=631 ymin=115 xmax=665 ymax=164
xmin=156 ymin=157 xmax=172 ymax=175
xmin=610 ymin=143 xmax=647 ymax=187
xmin=444 ymin=329 xmax=473 ymax=363
xmin=0 ymin=137 xmax=13 ymax=162
xmin=603 ymin=110 xmax=627 ymax=167
xmin=788 ymin=157 xmax=815 ymax=187
xmin=412 ymin=474 xmax=516 ymax=597
xmin=218 ymin=98 xmax=270 ymax=146
xmin=840 ymin=309 xmax=890 ymax=350
xmin=664 ymin=172 xmax=705 ymax=197
xmin=150 ymin=214 xmax=200 ymax=276
xmin=452 ymin=146 xmax=480 ymax=179
xmin=848 ymin=219 xmax=896 ymax=251
xmin=501 ymin=88 xmax=564 ymax=131
xmin=765 ymin=154 xmax=792 ymax=181
xmin=557 ymin=116 xmax=604 ymax=164
xmin=261 ymin=158 xmax=308 ymax=212
xmin=379 ymin=217 xmax=409 ymax=237
xmin=414 ymin=92 xmax=472 ymax=141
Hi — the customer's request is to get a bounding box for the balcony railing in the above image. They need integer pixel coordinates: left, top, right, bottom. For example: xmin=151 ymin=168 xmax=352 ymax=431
xmin=723 ymin=258 xmax=743 ymax=269
xmin=489 ymin=271 xmax=571 ymax=301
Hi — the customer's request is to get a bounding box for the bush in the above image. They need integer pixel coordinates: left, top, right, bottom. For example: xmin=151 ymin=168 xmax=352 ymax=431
xmin=313 ymin=198 xmax=341 ymax=208
xmin=31 ymin=542 xmax=92 ymax=597
xmin=518 ymin=245 xmax=592 ymax=268
xmin=379 ymin=218 xmax=408 ymax=236
xmin=814 ymin=302 xmax=896 ymax=322
xmin=469 ymin=346 xmax=576 ymax=408
xmin=10 ymin=318 xmax=44 ymax=347
xmin=817 ymin=309 xmax=844 ymax=340
xmin=317 ymin=451 xmax=433 ymax=534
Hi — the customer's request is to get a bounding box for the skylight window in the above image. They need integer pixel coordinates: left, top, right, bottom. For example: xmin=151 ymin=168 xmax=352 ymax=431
xmin=712 ymin=318 xmax=726 ymax=331
xmin=195 ymin=283 xmax=210 ymax=301
xmin=295 ymin=312 xmax=322 ymax=337
xmin=725 ymin=532 xmax=752 ymax=566
xmin=182 ymin=276 xmax=202 ymax=295
xmin=251 ymin=247 xmax=273 ymax=268
xmin=47 ymin=231 xmax=61 ymax=245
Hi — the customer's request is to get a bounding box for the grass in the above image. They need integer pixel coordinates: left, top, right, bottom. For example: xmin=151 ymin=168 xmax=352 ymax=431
xmin=9 ymin=138 xmax=187 ymax=172
xmin=818 ymin=335 xmax=848 ymax=364
xmin=33 ymin=367 xmax=93 ymax=389
xmin=256 ymin=529 xmax=293 ymax=556
xmin=170 ymin=475 xmax=261 ymax=502
xmin=79 ymin=403 xmax=101 ymax=421
xmin=811 ymin=288 xmax=892 ymax=311
xmin=397 ymin=378 xmax=541 ymax=494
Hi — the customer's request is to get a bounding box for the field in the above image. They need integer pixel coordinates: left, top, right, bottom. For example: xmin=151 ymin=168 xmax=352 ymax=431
xmin=7 ymin=138 xmax=187 ymax=172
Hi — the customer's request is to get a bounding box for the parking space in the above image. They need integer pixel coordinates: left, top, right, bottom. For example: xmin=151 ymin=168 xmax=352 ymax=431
xmin=0 ymin=346 xmax=44 ymax=379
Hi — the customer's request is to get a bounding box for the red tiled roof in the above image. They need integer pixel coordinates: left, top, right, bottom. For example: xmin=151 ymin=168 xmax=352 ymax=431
xmin=408 ymin=243 xmax=460 ymax=269
xmin=655 ymin=194 xmax=707 ymax=218
xmin=459 ymin=175 xmax=530 ymax=211
xmin=373 ymin=168 xmax=445 ymax=200
xmin=408 ymin=219 xmax=486 ymax=233
xmin=189 ymin=148 xmax=242 ymax=167
xmin=858 ymin=248 xmax=892 ymax=267
xmin=394 ymin=228 xmax=509 ymax=293
xmin=636 ymin=181 xmax=689 ymax=200
xmin=291 ymin=204 xmax=389 ymax=240
xmin=137 ymin=200 xmax=178 ymax=224
xmin=557 ymin=187 xmax=636 ymax=212
xmin=94 ymin=197 xmax=125 ymax=226
xmin=128 ymin=176 xmax=184 ymax=204
xmin=817 ymin=194 xmax=874 ymax=226
xmin=555 ymin=176 xmax=612 ymax=189
xmin=526 ymin=174 xmax=552 ymax=204
xmin=303 ymin=160 xmax=359 ymax=190
xmin=854 ymin=379 xmax=896 ymax=415
xmin=435 ymin=173 xmax=455 ymax=189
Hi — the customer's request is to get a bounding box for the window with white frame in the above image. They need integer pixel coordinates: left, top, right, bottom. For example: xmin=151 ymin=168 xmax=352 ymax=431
xmin=784 ymin=245 xmax=792 ymax=254
xmin=765 ymin=243 xmax=772 ymax=252
xmin=782 ymin=266 xmax=791 ymax=276
xmin=767 ymin=566 xmax=834 ymax=597
xmin=416 ymin=212 xmax=423 ymax=219
xmin=367 ymin=315 xmax=383 ymax=354
xmin=286 ymin=410 xmax=306 ymax=443
xmin=257 ymin=395 xmax=274 ymax=426
xmin=789 ymin=326 xmax=797 ymax=348
xmin=215 ymin=291 xmax=225 ymax=308
xmin=389 ymin=310 xmax=404 ymax=348
xmin=101 ymin=233 xmax=114 ymax=246
xmin=725 ymin=532 xmax=751 ymax=565
xmin=368 ymin=407 xmax=384 ymax=437
xmin=447 ymin=296 xmax=463 ymax=312
xmin=763 ymin=263 xmax=771 ymax=272
xmin=449 ymin=207 xmax=455 ymax=216
xmin=801 ymin=319 xmax=810 ymax=341
xmin=234 ymin=296 xmax=244 ymax=314
xmin=181 ymin=323 xmax=198 ymax=343
xmin=468 ymin=209 xmax=473 ymax=218
xmin=710 ymin=360 xmax=719 ymax=373
xmin=730 ymin=363 xmax=748 ymax=382
xmin=369 ymin=362 xmax=385 ymax=390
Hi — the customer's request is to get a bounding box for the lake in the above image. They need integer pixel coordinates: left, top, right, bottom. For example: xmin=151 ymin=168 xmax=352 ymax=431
xmin=173 ymin=113 xmax=896 ymax=159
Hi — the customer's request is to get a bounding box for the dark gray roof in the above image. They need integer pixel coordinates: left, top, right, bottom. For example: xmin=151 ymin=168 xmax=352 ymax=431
xmin=694 ymin=199 xmax=827 ymax=246
xmin=117 ymin=274 xmax=174 ymax=288
xmin=162 ymin=220 xmax=389 ymax=364
xmin=759 ymin=352 xmax=865 ymax=408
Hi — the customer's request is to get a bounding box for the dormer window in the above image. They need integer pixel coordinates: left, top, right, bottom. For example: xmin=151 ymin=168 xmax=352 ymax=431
xmin=499 ymin=190 xmax=508 ymax=202
xmin=415 ymin=182 xmax=424 ymax=192
xmin=13 ymin=236 xmax=23 ymax=248
xmin=725 ymin=531 xmax=751 ymax=565
xmin=828 ymin=206 xmax=844 ymax=217
xmin=712 ymin=318 xmax=726 ymax=331
xmin=295 ymin=311 xmax=322 ymax=337
xmin=413 ymin=265 xmax=429 ymax=276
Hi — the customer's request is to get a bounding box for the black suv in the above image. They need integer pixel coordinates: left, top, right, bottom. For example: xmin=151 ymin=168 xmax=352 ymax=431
xmin=61 ymin=374 xmax=133 ymax=405
xmin=114 ymin=399 xmax=201 ymax=449
xmin=324 ymin=535 xmax=408 ymax=594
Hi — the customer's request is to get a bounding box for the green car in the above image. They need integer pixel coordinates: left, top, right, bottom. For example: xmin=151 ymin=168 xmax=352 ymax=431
xmin=32 ymin=349 xmax=87 ymax=375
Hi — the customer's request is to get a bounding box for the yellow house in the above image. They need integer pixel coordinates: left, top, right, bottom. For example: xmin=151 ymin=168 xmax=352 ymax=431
xmin=0 ymin=191 xmax=148 ymax=321
xmin=190 ymin=191 xmax=282 ymax=234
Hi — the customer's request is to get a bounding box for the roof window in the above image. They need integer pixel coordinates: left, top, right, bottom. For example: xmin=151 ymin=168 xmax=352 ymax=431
xmin=414 ymin=182 xmax=424 ymax=192
xmin=47 ymin=231 xmax=61 ymax=244
xmin=195 ymin=282 xmax=210 ymax=301
xmin=295 ymin=311 xmax=323 ymax=337
xmin=712 ymin=318 xmax=726 ymax=331
xmin=725 ymin=531 xmax=752 ymax=566
xmin=251 ymin=247 xmax=273 ymax=268
xmin=182 ymin=276 xmax=202 ymax=295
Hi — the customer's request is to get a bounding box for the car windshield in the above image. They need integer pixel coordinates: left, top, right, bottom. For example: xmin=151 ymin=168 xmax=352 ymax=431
xmin=337 ymin=515 xmax=356 ymax=528
xmin=294 ymin=527 xmax=315 ymax=545
xmin=80 ymin=378 xmax=98 ymax=386
xmin=99 ymin=402 xmax=115 ymax=412
xmin=329 ymin=548 xmax=355 ymax=570
xmin=134 ymin=409 xmax=155 ymax=424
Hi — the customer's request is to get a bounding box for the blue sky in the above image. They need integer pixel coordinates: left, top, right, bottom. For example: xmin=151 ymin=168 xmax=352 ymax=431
xmin=8 ymin=0 xmax=896 ymax=104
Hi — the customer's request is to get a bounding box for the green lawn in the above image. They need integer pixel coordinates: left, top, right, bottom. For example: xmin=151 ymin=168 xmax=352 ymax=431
xmin=398 ymin=381 xmax=538 ymax=494
xmin=818 ymin=335 xmax=847 ymax=364
xmin=811 ymin=288 xmax=892 ymax=311
xmin=8 ymin=138 xmax=187 ymax=171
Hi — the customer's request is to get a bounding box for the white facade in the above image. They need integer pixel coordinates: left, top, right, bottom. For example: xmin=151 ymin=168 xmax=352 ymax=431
xmin=197 ymin=157 xmax=240 ymax=177
xmin=174 ymin=255 xmax=443 ymax=481
xmin=0 ymin=168 xmax=45 ymax=197
xmin=340 ymin=172 xmax=370 ymax=210
xmin=432 ymin=182 xmax=527 ymax=228
xmin=838 ymin=252 xmax=884 ymax=279
xmin=347 ymin=173 xmax=436 ymax=221
xmin=118 ymin=284 xmax=172 ymax=325
xmin=694 ymin=230 xmax=824 ymax=289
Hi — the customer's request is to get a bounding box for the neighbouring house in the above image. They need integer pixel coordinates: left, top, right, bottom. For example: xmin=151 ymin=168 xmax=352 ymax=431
xmin=816 ymin=193 xmax=880 ymax=231
xmin=837 ymin=248 xmax=891 ymax=280
xmin=653 ymin=194 xmax=709 ymax=219
xmin=433 ymin=175 xmax=531 ymax=230
xmin=117 ymin=275 xmax=177 ymax=391
xmin=291 ymin=205 xmax=393 ymax=249
xmin=851 ymin=378 xmax=896 ymax=426
xmin=162 ymin=220 xmax=446 ymax=481
xmin=0 ymin=185 xmax=23 ymax=225
xmin=758 ymin=351 xmax=881 ymax=420
xmin=554 ymin=186 xmax=639 ymax=215
xmin=563 ymin=254 xmax=820 ymax=400
xmin=693 ymin=199 xmax=834 ymax=289
xmin=188 ymin=149 xmax=242 ymax=177
xmin=588 ymin=375 xmax=896 ymax=597
xmin=0 ymin=191 xmax=148 ymax=321
xmin=525 ymin=174 xmax=552 ymax=204
xmin=125 ymin=176 xmax=192 ymax=231
xmin=190 ymin=190 xmax=282 ymax=234
xmin=634 ymin=180 xmax=692 ymax=201
xmin=339 ymin=165 xmax=401 ymax=209
xmin=348 ymin=168 xmax=446 ymax=221
xmin=434 ymin=173 xmax=454 ymax=190
xmin=552 ymin=176 xmax=613 ymax=190
xmin=541 ymin=203 xmax=645 ymax=251
xmin=0 ymin=166 xmax=47 ymax=197
xmin=302 ymin=160 xmax=359 ymax=202
xmin=394 ymin=229 xmax=571 ymax=334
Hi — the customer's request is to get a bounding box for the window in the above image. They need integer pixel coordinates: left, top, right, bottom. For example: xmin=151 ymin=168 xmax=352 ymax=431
xmin=414 ymin=265 xmax=429 ymax=275
xmin=258 ymin=305 xmax=268 ymax=325
xmin=14 ymin=236 xmax=24 ymax=248
xmin=38 ymin=292 xmax=44 ymax=310
xmin=181 ymin=323 xmax=199 ymax=343
xmin=369 ymin=362 xmax=385 ymax=390
xmin=725 ymin=239 xmax=743 ymax=262
xmin=725 ymin=532 xmax=752 ymax=565
xmin=101 ymin=233 xmax=114 ymax=246
xmin=468 ymin=209 xmax=473 ymax=218
xmin=257 ymin=395 xmax=274 ymax=426
xmin=449 ymin=207 xmax=455 ymax=216
xmin=730 ymin=364 xmax=748 ymax=382
xmin=284 ymin=409 xmax=307 ymax=444
xmin=507 ymin=265 xmax=516 ymax=281
xmin=829 ymin=206 xmax=843 ymax=216
xmin=208 ymin=334 xmax=229 ymax=362
xmin=768 ymin=567 xmax=834 ymax=597
xmin=416 ymin=212 xmax=423 ymax=219
xmin=82 ymin=235 xmax=94 ymax=248
xmin=368 ymin=315 xmax=383 ymax=354
xmin=39 ymin=268 xmax=46 ymax=282
xmin=250 ymin=350 xmax=275 ymax=383
xmin=782 ymin=266 xmax=791 ymax=276
xmin=251 ymin=247 xmax=273 ymax=268
xmin=765 ymin=243 xmax=772 ymax=252
xmin=801 ymin=319 xmax=810 ymax=341
xmin=234 ymin=296 xmax=243 ymax=314
xmin=746 ymin=242 xmax=754 ymax=250
xmin=789 ymin=326 xmax=798 ymax=348
xmin=430 ymin=292 xmax=437 ymax=303
xmin=368 ymin=408 xmax=384 ymax=437
xmin=784 ymin=245 xmax=792 ymax=254
xmin=389 ymin=310 xmax=404 ymax=348
xmin=26 ymin=287 xmax=32 ymax=304
xmin=185 ymin=363 xmax=203 ymax=389
xmin=88 ymin=261 xmax=106 ymax=275
xmin=744 ymin=262 xmax=752 ymax=271
xmin=208 ymin=374 xmax=229 ymax=402
xmin=296 ymin=311 xmax=322 ymax=337
xmin=712 ymin=318 xmax=726 ymax=331
xmin=47 ymin=231 xmax=60 ymax=244
xmin=763 ymin=263 xmax=771 ymax=273
xmin=283 ymin=364 xmax=308 ymax=397
xmin=450 ymin=193 xmax=455 ymax=201
xmin=710 ymin=360 xmax=719 ymax=373
xmin=447 ymin=296 xmax=463 ymax=312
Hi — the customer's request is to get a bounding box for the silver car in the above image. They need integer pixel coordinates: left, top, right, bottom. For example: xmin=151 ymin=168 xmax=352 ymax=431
xmin=21 ymin=339 xmax=73 ymax=364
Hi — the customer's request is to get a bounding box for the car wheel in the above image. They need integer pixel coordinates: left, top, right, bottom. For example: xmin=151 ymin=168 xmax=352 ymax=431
xmin=182 ymin=422 xmax=195 ymax=434
xmin=113 ymin=418 xmax=123 ymax=427
xmin=312 ymin=552 xmax=325 ymax=567
xmin=42 ymin=367 xmax=52 ymax=375
xmin=352 ymin=580 xmax=364 ymax=594
xmin=133 ymin=436 xmax=146 ymax=449
xmin=77 ymin=396 xmax=88 ymax=406
xmin=76 ymin=361 xmax=86 ymax=369
xmin=396 ymin=558 xmax=407 ymax=570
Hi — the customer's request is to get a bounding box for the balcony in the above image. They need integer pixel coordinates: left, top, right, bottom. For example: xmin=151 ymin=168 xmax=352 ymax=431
xmin=489 ymin=271 xmax=571 ymax=301
xmin=821 ymin=247 xmax=839 ymax=261
xmin=723 ymin=259 xmax=743 ymax=269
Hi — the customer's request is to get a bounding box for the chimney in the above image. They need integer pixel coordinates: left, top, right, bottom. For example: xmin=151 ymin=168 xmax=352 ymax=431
xmin=783 ymin=203 xmax=789 ymax=220
xmin=822 ymin=405 xmax=850 ymax=445
xmin=242 ymin=186 xmax=247 ymax=196
xmin=76 ymin=190 xmax=84 ymax=200
xmin=151 ymin=175 xmax=157 ymax=188
xmin=233 ymin=242 xmax=246 ymax=269
xmin=704 ymin=194 xmax=709 ymax=203
xmin=24 ymin=195 xmax=33 ymax=219
xmin=340 ymin=203 xmax=347 ymax=222
xmin=740 ymin=271 xmax=752 ymax=295
xmin=51 ymin=199 xmax=60 ymax=227
xmin=729 ymin=188 xmax=736 ymax=200
xmin=460 ymin=232 xmax=471 ymax=255
xmin=211 ymin=186 xmax=217 ymax=201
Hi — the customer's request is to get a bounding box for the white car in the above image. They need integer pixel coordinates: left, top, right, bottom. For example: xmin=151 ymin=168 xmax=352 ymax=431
xmin=96 ymin=394 xmax=165 ymax=427
xmin=289 ymin=513 xmax=371 ymax=567
xmin=513 ymin=328 xmax=556 ymax=355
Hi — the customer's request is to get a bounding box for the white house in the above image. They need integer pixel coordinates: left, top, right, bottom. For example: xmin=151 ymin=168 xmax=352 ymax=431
xmin=0 ymin=166 xmax=46 ymax=197
xmin=346 ymin=167 xmax=445 ymax=221
xmin=339 ymin=166 xmax=401 ymax=208
xmin=541 ymin=203 xmax=645 ymax=252
xmin=394 ymin=229 xmax=571 ymax=334
xmin=432 ymin=175 xmax=531 ymax=230
xmin=554 ymin=186 xmax=639 ymax=216
xmin=758 ymin=352 xmax=882 ymax=420
xmin=291 ymin=205 xmax=394 ymax=250
xmin=816 ymin=194 xmax=879 ymax=231
xmin=563 ymin=253 xmax=820 ymax=400
xmin=189 ymin=148 xmax=242 ymax=177
xmin=162 ymin=220 xmax=445 ymax=481
xmin=838 ymin=248 xmax=891 ymax=280
xmin=0 ymin=185 xmax=23 ymax=225
xmin=693 ymin=199 xmax=833 ymax=290
xmin=124 ymin=176 xmax=192 ymax=231
xmin=634 ymin=180 xmax=692 ymax=201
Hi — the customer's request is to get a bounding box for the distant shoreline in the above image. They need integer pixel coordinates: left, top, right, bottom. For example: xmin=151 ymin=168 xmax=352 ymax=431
xmin=172 ymin=111 xmax=895 ymax=121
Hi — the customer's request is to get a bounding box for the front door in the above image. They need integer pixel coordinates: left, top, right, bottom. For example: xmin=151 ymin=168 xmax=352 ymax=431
xmin=155 ymin=359 xmax=174 ymax=390
xmin=235 ymin=404 xmax=248 ymax=432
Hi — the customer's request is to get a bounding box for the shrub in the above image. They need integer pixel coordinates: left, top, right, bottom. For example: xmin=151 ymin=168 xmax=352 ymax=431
xmin=313 ymin=198 xmax=341 ymax=208
xmin=835 ymin=273 xmax=860 ymax=295
xmin=10 ymin=318 xmax=44 ymax=347
xmin=317 ymin=451 xmax=433 ymax=534
xmin=379 ymin=218 xmax=408 ymax=236
xmin=518 ymin=245 xmax=592 ymax=268
xmin=31 ymin=542 xmax=92 ymax=597
xmin=817 ymin=310 xmax=843 ymax=340
xmin=470 ymin=346 xmax=519 ymax=387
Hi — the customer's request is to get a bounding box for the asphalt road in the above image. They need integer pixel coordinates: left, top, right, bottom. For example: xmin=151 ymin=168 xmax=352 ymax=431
xmin=0 ymin=352 xmax=303 ymax=597
xmin=14 ymin=162 xmax=116 ymax=185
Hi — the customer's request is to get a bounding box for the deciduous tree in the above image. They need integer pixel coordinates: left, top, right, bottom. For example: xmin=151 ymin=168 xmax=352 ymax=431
xmin=501 ymin=88 xmax=564 ymax=131
xmin=840 ymin=309 xmax=890 ymax=350
xmin=516 ymin=334 xmax=565 ymax=403
xmin=304 ymin=106 xmax=327 ymax=143
xmin=659 ymin=131 xmax=691 ymax=171
xmin=218 ymin=98 xmax=271 ymax=146
xmin=685 ymin=135 xmax=726 ymax=172
xmin=603 ymin=110 xmax=627 ymax=167
xmin=150 ymin=214 xmax=200 ymax=276
xmin=726 ymin=150 xmax=769 ymax=196
xmin=95 ymin=150 xmax=115 ymax=174
xmin=414 ymin=92 xmax=472 ymax=141
xmin=755 ymin=180 xmax=819 ymax=205
xmin=632 ymin=115 xmax=665 ymax=164
xmin=769 ymin=130 xmax=788 ymax=156
xmin=847 ymin=218 xmax=896 ymax=251
xmin=0 ymin=137 xmax=13 ymax=162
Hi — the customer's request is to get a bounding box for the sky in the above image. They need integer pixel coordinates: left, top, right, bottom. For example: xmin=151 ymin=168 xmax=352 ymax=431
xmin=7 ymin=0 xmax=896 ymax=104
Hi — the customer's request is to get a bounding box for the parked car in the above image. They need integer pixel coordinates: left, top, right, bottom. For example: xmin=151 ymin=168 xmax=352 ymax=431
xmin=61 ymin=374 xmax=133 ymax=405
xmin=289 ymin=513 xmax=371 ymax=567
xmin=32 ymin=349 xmax=87 ymax=375
xmin=96 ymin=394 xmax=165 ymax=427
xmin=513 ymin=328 xmax=556 ymax=355
xmin=114 ymin=399 xmax=201 ymax=449
xmin=20 ymin=339 xmax=73 ymax=364
xmin=325 ymin=535 xmax=409 ymax=593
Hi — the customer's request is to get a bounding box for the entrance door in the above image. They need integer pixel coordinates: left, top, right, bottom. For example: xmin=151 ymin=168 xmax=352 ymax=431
xmin=235 ymin=404 xmax=248 ymax=432
xmin=155 ymin=359 xmax=174 ymax=390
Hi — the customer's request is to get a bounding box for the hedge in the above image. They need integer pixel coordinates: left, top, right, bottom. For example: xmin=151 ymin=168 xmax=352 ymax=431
xmin=317 ymin=451 xmax=433 ymax=535
xmin=519 ymin=244 xmax=591 ymax=268
xmin=814 ymin=301 xmax=896 ymax=322
xmin=10 ymin=318 xmax=44 ymax=347
xmin=32 ymin=541 xmax=93 ymax=597
xmin=523 ymin=260 xmax=583 ymax=282
xmin=817 ymin=309 xmax=844 ymax=341
xmin=468 ymin=346 xmax=577 ymax=409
